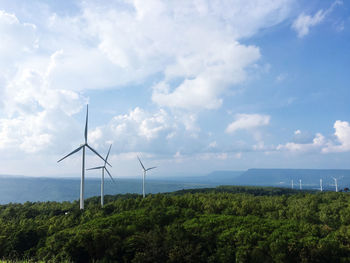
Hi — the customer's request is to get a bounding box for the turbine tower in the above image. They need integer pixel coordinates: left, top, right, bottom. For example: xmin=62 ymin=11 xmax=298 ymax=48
xmin=299 ymin=179 xmax=302 ymax=190
xmin=320 ymin=179 xmax=323 ymax=192
xmin=57 ymin=105 xmax=110 ymax=210
xmin=87 ymin=144 xmax=115 ymax=207
xmin=332 ymin=177 xmax=338 ymax=192
xmin=291 ymin=180 xmax=294 ymax=189
xmin=137 ymin=156 xmax=156 ymax=198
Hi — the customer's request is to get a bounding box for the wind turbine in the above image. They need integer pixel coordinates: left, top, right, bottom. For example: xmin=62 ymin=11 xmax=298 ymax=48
xmin=291 ymin=180 xmax=294 ymax=189
xmin=57 ymin=105 xmax=111 ymax=210
xmin=137 ymin=156 xmax=156 ymax=198
xmin=87 ymin=144 xmax=115 ymax=207
xmin=299 ymin=179 xmax=302 ymax=190
xmin=320 ymin=179 xmax=323 ymax=192
xmin=332 ymin=177 xmax=338 ymax=192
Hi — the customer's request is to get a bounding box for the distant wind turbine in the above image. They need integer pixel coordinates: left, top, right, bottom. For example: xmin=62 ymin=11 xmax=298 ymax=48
xmin=137 ymin=156 xmax=156 ymax=198
xmin=332 ymin=177 xmax=338 ymax=192
xmin=291 ymin=180 xmax=294 ymax=189
xmin=87 ymin=144 xmax=115 ymax=207
xmin=299 ymin=179 xmax=302 ymax=190
xmin=320 ymin=179 xmax=323 ymax=192
xmin=57 ymin=105 xmax=111 ymax=210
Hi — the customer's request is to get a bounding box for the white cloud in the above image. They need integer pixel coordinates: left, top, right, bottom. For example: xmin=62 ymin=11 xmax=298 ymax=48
xmin=0 ymin=1 xmax=295 ymax=155
xmin=277 ymin=133 xmax=325 ymax=152
xmin=0 ymin=1 xmax=304 ymax=176
xmin=226 ymin=113 xmax=270 ymax=133
xmin=87 ymin=107 xmax=178 ymax=152
xmin=152 ymin=43 xmax=260 ymax=110
xmin=0 ymin=11 xmax=86 ymax=154
xmin=0 ymin=10 xmax=37 ymax=64
xmin=322 ymin=120 xmax=350 ymax=153
xmin=292 ymin=1 xmax=342 ymax=38
xmin=277 ymin=120 xmax=350 ymax=154
xmin=77 ymin=0 xmax=292 ymax=110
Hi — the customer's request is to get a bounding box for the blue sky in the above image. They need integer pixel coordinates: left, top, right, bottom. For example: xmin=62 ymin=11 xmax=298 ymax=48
xmin=0 ymin=0 xmax=349 ymax=178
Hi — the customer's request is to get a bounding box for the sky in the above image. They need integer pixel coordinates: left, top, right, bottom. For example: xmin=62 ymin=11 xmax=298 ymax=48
xmin=0 ymin=0 xmax=349 ymax=178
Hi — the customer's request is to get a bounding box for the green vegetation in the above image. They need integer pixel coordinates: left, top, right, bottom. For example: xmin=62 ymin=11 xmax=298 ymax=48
xmin=0 ymin=186 xmax=349 ymax=262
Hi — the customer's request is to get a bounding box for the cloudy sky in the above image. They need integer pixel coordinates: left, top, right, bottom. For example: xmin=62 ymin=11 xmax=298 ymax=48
xmin=0 ymin=0 xmax=349 ymax=178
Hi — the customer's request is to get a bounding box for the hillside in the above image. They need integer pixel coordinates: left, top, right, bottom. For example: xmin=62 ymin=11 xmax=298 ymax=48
xmin=0 ymin=186 xmax=349 ymax=262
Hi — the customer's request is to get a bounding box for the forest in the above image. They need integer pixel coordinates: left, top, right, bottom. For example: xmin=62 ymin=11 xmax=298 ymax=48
xmin=0 ymin=186 xmax=350 ymax=263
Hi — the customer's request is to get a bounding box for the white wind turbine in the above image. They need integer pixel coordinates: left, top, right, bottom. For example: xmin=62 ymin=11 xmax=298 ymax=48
xmin=57 ymin=105 xmax=110 ymax=210
xmin=291 ymin=180 xmax=294 ymax=189
xmin=320 ymin=179 xmax=323 ymax=192
xmin=137 ymin=156 xmax=156 ymax=198
xmin=86 ymin=145 xmax=115 ymax=206
xmin=87 ymin=144 xmax=115 ymax=207
xmin=332 ymin=177 xmax=338 ymax=192
xmin=299 ymin=179 xmax=302 ymax=190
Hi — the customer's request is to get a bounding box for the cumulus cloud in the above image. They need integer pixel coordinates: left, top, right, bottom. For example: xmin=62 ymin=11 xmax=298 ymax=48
xmin=277 ymin=121 xmax=350 ymax=154
xmin=152 ymin=43 xmax=260 ymax=110
xmin=87 ymin=107 xmax=230 ymax=157
xmin=225 ymin=113 xmax=270 ymax=133
xmin=292 ymin=0 xmax=342 ymax=38
xmin=277 ymin=133 xmax=326 ymax=152
xmin=322 ymin=120 xmax=350 ymax=153
xmin=0 ymin=1 xmax=296 ymax=151
xmin=87 ymin=107 xmax=178 ymax=153
xmin=78 ymin=0 xmax=293 ymax=110
xmin=0 ymin=1 xmax=300 ymax=176
xmin=0 ymin=10 xmax=37 ymax=66
xmin=0 ymin=11 xmax=86 ymax=154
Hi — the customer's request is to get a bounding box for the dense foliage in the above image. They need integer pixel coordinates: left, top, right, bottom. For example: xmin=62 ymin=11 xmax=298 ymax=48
xmin=0 ymin=186 xmax=350 ymax=262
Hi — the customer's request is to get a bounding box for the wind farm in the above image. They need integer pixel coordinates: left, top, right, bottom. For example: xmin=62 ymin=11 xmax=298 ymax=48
xmin=1 ymin=0 xmax=350 ymax=262
xmin=57 ymin=105 xmax=161 ymax=208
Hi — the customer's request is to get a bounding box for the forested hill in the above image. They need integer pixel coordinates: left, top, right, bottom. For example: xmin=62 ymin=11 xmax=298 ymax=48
xmin=1 ymin=186 xmax=350 ymax=262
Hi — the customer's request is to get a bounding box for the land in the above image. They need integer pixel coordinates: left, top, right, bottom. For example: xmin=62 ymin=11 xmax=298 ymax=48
xmin=0 ymin=185 xmax=349 ymax=262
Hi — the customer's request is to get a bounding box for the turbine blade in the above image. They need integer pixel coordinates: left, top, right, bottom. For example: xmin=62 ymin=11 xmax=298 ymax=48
xmin=137 ymin=155 xmax=146 ymax=171
xmin=86 ymin=144 xmax=112 ymax=167
xmin=105 ymin=144 xmax=112 ymax=163
xmin=57 ymin=145 xmax=84 ymax=163
xmin=146 ymin=166 xmax=157 ymax=171
xmin=86 ymin=166 xmax=104 ymax=170
xmin=84 ymin=105 xmax=88 ymax=144
xmin=105 ymin=167 xmax=116 ymax=183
